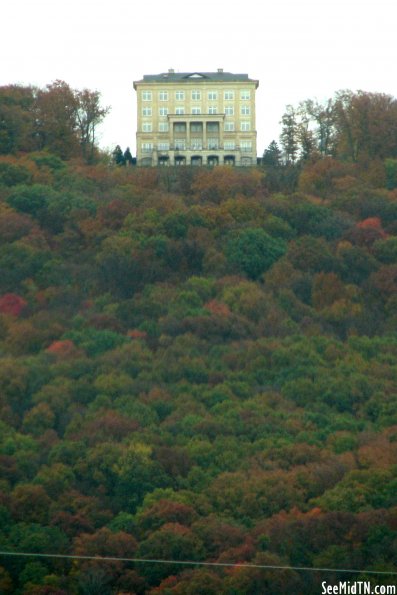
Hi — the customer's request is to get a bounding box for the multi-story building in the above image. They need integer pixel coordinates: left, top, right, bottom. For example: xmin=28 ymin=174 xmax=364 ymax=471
xmin=133 ymin=69 xmax=259 ymax=166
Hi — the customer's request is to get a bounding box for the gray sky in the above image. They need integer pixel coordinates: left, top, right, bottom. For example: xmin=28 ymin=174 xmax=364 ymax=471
xmin=1 ymin=0 xmax=396 ymax=156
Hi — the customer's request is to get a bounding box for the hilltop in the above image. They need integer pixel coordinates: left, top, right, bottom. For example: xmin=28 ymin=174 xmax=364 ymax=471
xmin=0 ymin=83 xmax=397 ymax=593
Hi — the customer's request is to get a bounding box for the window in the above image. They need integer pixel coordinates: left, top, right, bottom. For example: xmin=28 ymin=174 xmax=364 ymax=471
xmin=240 ymin=121 xmax=251 ymax=131
xmin=225 ymin=106 xmax=234 ymax=116
xmin=208 ymin=106 xmax=217 ymax=114
xmin=241 ymin=105 xmax=250 ymax=115
xmin=142 ymin=122 xmax=152 ymax=132
xmin=191 ymin=107 xmax=201 ymax=114
xmin=208 ymin=138 xmax=219 ymax=149
xmin=190 ymin=123 xmax=202 ymax=133
xmin=142 ymin=107 xmax=152 ymax=116
xmin=175 ymin=139 xmax=186 ymax=150
xmin=158 ymin=142 xmax=170 ymax=151
xmin=191 ymin=90 xmax=201 ymax=100
xmin=141 ymin=143 xmax=153 ymax=153
xmin=207 ymin=122 xmax=219 ymax=133
xmin=208 ymin=91 xmax=218 ymax=101
xmin=159 ymin=122 xmax=169 ymax=132
xmin=174 ymin=123 xmax=186 ymax=133
xmin=159 ymin=107 xmax=169 ymax=116
xmin=159 ymin=91 xmax=168 ymax=101
xmin=175 ymin=90 xmax=185 ymax=101
xmin=240 ymin=90 xmax=250 ymax=100
xmin=142 ymin=91 xmax=152 ymax=101
xmin=175 ymin=106 xmax=185 ymax=115
xmin=191 ymin=139 xmax=203 ymax=150
xmin=224 ymin=141 xmax=235 ymax=150
xmin=224 ymin=121 xmax=235 ymax=131
xmin=240 ymin=141 xmax=252 ymax=152
xmin=224 ymin=90 xmax=234 ymax=100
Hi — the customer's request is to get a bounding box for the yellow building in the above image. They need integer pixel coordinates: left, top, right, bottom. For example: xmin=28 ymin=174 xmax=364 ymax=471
xmin=133 ymin=69 xmax=259 ymax=166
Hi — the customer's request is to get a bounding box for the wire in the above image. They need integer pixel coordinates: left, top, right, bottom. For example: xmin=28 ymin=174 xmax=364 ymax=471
xmin=0 ymin=551 xmax=397 ymax=576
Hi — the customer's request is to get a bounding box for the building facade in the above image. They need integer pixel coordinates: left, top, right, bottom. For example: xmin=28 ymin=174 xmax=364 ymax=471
xmin=133 ymin=69 xmax=259 ymax=166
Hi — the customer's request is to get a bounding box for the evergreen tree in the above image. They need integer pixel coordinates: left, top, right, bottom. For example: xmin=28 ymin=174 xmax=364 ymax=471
xmin=112 ymin=145 xmax=125 ymax=166
xmin=262 ymin=140 xmax=282 ymax=167
xmin=124 ymin=147 xmax=134 ymax=165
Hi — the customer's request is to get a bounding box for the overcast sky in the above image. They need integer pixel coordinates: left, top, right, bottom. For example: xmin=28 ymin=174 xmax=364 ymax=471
xmin=1 ymin=0 xmax=396 ymax=156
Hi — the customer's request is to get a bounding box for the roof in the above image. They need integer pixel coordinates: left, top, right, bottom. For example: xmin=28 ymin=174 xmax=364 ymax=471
xmin=133 ymin=71 xmax=259 ymax=87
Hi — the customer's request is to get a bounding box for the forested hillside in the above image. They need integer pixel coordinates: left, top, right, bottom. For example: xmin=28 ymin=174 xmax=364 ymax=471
xmin=0 ymin=84 xmax=397 ymax=594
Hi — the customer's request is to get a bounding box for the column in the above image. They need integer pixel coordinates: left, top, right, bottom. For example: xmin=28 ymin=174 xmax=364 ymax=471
xmin=186 ymin=121 xmax=191 ymax=150
xmin=219 ymin=118 xmax=224 ymax=163
xmin=170 ymin=119 xmax=174 ymax=149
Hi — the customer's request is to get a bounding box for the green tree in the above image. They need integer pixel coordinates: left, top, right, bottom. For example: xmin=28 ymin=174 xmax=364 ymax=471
xmin=262 ymin=140 xmax=282 ymax=167
xmin=112 ymin=145 xmax=125 ymax=166
xmin=225 ymin=228 xmax=286 ymax=279
xmin=0 ymin=85 xmax=37 ymax=154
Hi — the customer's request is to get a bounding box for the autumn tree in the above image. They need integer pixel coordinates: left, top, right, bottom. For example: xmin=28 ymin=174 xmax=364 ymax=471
xmin=298 ymin=98 xmax=336 ymax=156
xmin=35 ymin=81 xmax=79 ymax=159
xmin=75 ymin=88 xmax=110 ymax=163
xmin=0 ymin=81 xmax=108 ymax=161
xmin=0 ymin=85 xmax=37 ymax=154
xmin=333 ymin=90 xmax=397 ymax=161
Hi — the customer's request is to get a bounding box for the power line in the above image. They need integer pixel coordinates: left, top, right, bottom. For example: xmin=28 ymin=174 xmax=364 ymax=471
xmin=0 ymin=551 xmax=397 ymax=576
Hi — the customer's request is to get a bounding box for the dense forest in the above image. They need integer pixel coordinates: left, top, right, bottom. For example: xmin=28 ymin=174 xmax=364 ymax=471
xmin=0 ymin=83 xmax=397 ymax=594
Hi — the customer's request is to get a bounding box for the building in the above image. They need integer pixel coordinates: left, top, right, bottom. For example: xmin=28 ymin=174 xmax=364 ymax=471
xmin=133 ymin=69 xmax=259 ymax=166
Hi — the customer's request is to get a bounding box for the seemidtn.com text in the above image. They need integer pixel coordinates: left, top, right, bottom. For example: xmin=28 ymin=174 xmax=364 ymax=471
xmin=322 ymin=582 xmax=396 ymax=595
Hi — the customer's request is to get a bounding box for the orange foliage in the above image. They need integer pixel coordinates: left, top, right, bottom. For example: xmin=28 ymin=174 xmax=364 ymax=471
xmin=127 ymin=329 xmax=148 ymax=340
xmin=298 ymin=157 xmax=353 ymax=197
xmin=46 ymin=339 xmax=77 ymax=358
xmin=191 ymin=167 xmax=262 ymax=202
xmin=357 ymin=216 xmax=384 ymax=230
xmin=78 ymin=410 xmax=139 ymax=443
xmin=204 ymin=299 xmax=231 ymax=317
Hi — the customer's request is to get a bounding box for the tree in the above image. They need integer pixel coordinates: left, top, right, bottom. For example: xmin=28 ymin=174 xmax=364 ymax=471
xmin=1 ymin=81 xmax=109 ymax=161
xmin=0 ymin=85 xmax=37 ymax=154
xmin=112 ymin=145 xmax=125 ymax=166
xmin=124 ymin=146 xmax=134 ymax=165
xmin=385 ymin=158 xmax=397 ymax=189
xmin=262 ymin=140 xmax=282 ymax=167
xmin=35 ymin=80 xmax=79 ymax=159
xmin=75 ymin=88 xmax=110 ymax=163
xmin=225 ymin=228 xmax=286 ymax=279
xmin=334 ymin=90 xmax=397 ymax=162
xmin=296 ymin=105 xmax=316 ymax=161
xmin=299 ymin=98 xmax=336 ymax=156
xmin=280 ymin=105 xmax=299 ymax=163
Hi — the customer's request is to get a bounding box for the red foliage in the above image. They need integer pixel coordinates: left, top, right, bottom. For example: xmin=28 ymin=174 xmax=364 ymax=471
xmin=74 ymin=527 xmax=138 ymax=558
xmin=356 ymin=217 xmax=386 ymax=236
xmin=127 ymin=328 xmax=148 ymax=340
xmin=204 ymin=299 xmax=231 ymax=317
xmin=217 ymin=538 xmax=255 ymax=565
xmin=46 ymin=339 xmax=76 ymax=357
xmin=79 ymin=410 xmax=140 ymax=443
xmin=345 ymin=217 xmax=387 ymax=247
xmin=138 ymin=499 xmax=197 ymax=531
xmin=0 ymin=293 xmax=27 ymax=317
xmin=51 ymin=510 xmax=94 ymax=537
